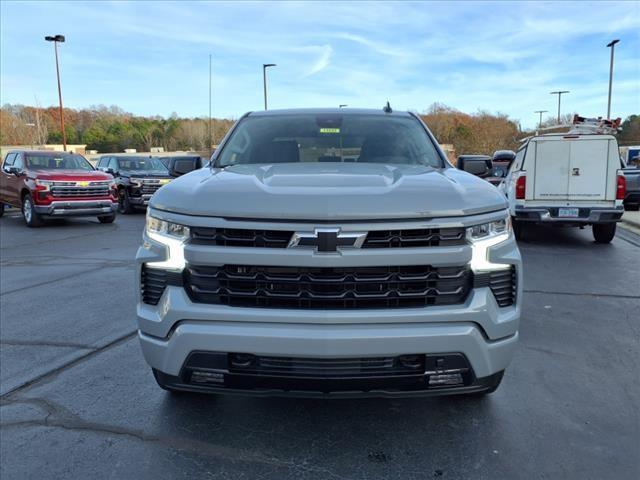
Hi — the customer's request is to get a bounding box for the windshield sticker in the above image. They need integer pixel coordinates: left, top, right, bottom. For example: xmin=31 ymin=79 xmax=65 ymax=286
xmin=319 ymin=127 xmax=340 ymax=134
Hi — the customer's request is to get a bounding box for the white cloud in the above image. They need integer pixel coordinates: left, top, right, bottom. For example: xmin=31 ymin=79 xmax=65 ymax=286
xmin=302 ymin=45 xmax=332 ymax=77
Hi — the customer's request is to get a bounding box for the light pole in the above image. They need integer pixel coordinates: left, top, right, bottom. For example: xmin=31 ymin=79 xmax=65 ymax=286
xmin=263 ymin=63 xmax=276 ymax=110
xmin=209 ymin=54 xmax=212 ymax=153
xmin=606 ymin=39 xmax=620 ymax=119
xmin=534 ymin=110 xmax=548 ymax=129
xmin=339 ymin=104 xmax=348 ymax=108
xmin=45 ymin=34 xmax=67 ymax=151
xmin=550 ymin=90 xmax=569 ymax=124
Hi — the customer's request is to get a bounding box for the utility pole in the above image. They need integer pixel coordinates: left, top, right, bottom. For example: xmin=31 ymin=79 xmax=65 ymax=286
xmin=606 ymin=39 xmax=620 ymax=119
xmin=209 ymin=54 xmax=212 ymax=154
xmin=263 ymin=63 xmax=276 ymax=110
xmin=534 ymin=110 xmax=548 ymax=129
xmin=45 ymin=34 xmax=67 ymax=151
xmin=550 ymin=91 xmax=569 ymax=124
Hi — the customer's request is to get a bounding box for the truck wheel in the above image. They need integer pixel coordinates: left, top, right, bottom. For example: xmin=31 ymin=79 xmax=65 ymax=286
xmin=98 ymin=213 xmax=116 ymax=224
xmin=118 ymin=189 xmax=133 ymax=214
xmin=512 ymin=218 xmax=525 ymax=241
xmin=22 ymin=194 xmax=43 ymax=228
xmin=626 ymin=204 xmax=639 ymax=211
xmin=593 ymin=223 xmax=616 ymax=244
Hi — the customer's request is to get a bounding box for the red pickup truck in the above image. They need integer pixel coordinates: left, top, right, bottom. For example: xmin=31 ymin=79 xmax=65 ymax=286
xmin=0 ymin=150 xmax=118 ymax=227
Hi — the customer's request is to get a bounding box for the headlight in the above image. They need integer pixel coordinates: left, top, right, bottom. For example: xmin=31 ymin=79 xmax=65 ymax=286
xmin=144 ymin=214 xmax=190 ymax=271
xmin=466 ymin=217 xmax=510 ymax=242
xmin=145 ymin=215 xmax=190 ymax=240
xmin=34 ymin=179 xmax=54 ymax=191
xmin=467 ymin=215 xmax=512 ymax=271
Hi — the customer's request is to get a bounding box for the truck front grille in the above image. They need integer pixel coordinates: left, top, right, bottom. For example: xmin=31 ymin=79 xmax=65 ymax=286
xmin=141 ymin=183 xmax=163 ymax=195
xmin=184 ymin=264 xmax=472 ymax=309
xmin=190 ymin=228 xmax=293 ymax=248
xmin=140 ymin=266 xmax=182 ymax=305
xmin=51 ymin=184 xmax=110 ymax=197
xmin=188 ymin=227 xmax=467 ymax=248
xmin=227 ymin=354 xmax=426 ymax=377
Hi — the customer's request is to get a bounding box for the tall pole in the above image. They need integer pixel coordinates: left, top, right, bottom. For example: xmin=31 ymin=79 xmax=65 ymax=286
xmin=606 ymin=39 xmax=620 ymax=119
xmin=208 ymin=54 xmax=212 ymax=154
xmin=534 ymin=110 xmax=548 ymax=129
xmin=550 ymin=90 xmax=569 ymax=124
xmin=45 ymin=35 xmax=67 ymax=151
xmin=263 ymin=63 xmax=276 ymax=110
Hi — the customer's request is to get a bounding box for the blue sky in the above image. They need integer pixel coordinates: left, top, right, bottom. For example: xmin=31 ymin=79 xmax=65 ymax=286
xmin=1 ymin=0 xmax=638 ymax=128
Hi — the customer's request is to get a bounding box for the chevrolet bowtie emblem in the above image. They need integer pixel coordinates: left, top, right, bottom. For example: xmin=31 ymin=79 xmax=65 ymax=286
xmin=77 ymin=181 xmax=90 ymax=187
xmin=288 ymin=228 xmax=367 ymax=252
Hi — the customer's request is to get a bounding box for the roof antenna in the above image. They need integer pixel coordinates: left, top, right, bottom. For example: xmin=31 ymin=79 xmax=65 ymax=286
xmin=383 ymin=101 xmax=392 ymax=113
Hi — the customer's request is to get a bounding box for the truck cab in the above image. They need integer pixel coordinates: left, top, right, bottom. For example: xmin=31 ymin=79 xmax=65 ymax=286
xmin=501 ymin=126 xmax=625 ymax=243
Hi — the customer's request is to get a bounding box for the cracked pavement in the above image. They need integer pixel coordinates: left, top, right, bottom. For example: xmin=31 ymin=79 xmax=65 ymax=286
xmin=1 ymin=212 xmax=639 ymax=479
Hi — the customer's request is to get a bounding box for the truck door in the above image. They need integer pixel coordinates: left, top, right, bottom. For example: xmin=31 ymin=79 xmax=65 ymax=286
xmin=533 ymin=139 xmax=570 ymax=200
xmin=568 ymin=139 xmax=609 ymax=201
xmin=0 ymin=153 xmax=17 ymax=205
xmin=6 ymin=153 xmax=26 ymax=205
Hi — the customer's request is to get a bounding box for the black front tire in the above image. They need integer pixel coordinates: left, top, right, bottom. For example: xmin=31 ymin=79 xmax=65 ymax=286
xmin=98 ymin=213 xmax=116 ymax=224
xmin=118 ymin=189 xmax=133 ymax=214
xmin=22 ymin=194 xmax=43 ymax=228
xmin=593 ymin=223 xmax=616 ymax=244
xmin=625 ymin=204 xmax=639 ymax=212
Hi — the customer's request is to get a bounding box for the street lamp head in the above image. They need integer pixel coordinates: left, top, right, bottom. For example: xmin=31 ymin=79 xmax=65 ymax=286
xmin=606 ymin=39 xmax=620 ymax=47
xmin=550 ymin=90 xmax=570 ymax=95
xmin=263 ymin=63 xmax=276 ymax=68
xmin=45 ymin=35 xmax=65 ymax=42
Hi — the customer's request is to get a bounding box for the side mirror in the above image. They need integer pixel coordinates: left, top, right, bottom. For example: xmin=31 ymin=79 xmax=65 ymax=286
xmin=106 ymin=168 xmax=116 ymax=175
xmin=7 ymin=166 xmax=23 ymax=176
xmin=171 ymin=160 xmax=196 ymax=176
xmin=458 ymin=158 xmax=493 ymax=177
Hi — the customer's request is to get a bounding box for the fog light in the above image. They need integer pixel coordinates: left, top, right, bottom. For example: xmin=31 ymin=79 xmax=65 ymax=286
xmin=191 ymin=371 xmax=224 ymax=384
xmin=428 ymin=373 xmax=464 ymax=387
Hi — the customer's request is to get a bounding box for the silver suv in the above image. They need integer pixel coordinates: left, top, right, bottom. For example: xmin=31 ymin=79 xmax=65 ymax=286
xmin=136 ymin=108 xmax=522 ymax=398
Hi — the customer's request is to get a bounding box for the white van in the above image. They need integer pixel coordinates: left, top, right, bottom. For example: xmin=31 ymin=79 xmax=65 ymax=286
xmin=500 ymin=132 xmax=625 ymax=243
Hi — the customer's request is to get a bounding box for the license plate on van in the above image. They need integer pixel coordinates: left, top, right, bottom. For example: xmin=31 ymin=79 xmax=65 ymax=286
xmin=558 ymin=208 xmax=579 ymax=218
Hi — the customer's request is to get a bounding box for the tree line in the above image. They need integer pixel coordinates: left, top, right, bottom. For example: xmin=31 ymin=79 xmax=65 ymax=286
xmin=1 ymin=103 xmax=637 ymax=155
xmin=0 ymin=104 xmax=234 ymax=153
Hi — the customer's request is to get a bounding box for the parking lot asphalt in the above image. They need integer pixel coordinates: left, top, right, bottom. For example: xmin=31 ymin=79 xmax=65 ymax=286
xmin=1 ymin=211 xmax=639 ymax=480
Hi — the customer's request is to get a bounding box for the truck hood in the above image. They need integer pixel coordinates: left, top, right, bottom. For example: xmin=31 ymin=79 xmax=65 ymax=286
xmin=29 ymin=170 xmax=113 ymax=181
xmin=151 ymin=163 xmax=507 ymax=220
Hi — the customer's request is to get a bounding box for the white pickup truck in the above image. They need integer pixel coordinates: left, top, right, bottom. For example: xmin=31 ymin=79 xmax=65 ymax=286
xmin=500 ymin=132 xmax=625 ymax=243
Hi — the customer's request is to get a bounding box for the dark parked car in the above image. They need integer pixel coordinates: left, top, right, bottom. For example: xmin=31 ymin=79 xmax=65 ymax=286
xmin=96 ymin=156 xmax=173 ymax=214
xmin=159 ymin=155 xmax=203 ymax=177
xmin=488 ymin=150 xmax=516 ymax=186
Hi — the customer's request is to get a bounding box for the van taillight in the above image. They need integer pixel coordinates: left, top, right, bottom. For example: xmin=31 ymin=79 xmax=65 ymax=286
xmin=616 ymin=175 xmax=626 ymax=200
xmin=515 ymin=175 xmax=526 ymax=199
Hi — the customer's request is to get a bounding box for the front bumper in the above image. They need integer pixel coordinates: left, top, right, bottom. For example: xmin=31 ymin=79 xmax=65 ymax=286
xmin=514 ymin=206 xmax=623 ymax=224
xmin=34 ymin=200 xmax=117 ymax=216
xmin=129 ymin=194 xmax=153 ymax=206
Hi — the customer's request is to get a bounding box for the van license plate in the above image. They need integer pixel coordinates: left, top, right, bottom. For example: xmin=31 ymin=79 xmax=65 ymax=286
xmin=558 ymin=208 xmax=579 ymax=218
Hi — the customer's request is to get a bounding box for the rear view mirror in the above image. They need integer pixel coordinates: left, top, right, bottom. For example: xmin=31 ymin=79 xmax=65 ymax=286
xmin=458 ymin=157 xmax=493 ymax=178
xmin=7 ymin=166 xmax=23 ymax=175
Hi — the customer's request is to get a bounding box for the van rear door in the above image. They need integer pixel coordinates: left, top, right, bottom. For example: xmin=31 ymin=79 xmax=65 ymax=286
xmin=532 ymin=138 xmax=570 ymax=200
xmin=567 ymin=138 xmax=609 ymax=200
xmin=532 ymin=137 xmax=610 ymax=201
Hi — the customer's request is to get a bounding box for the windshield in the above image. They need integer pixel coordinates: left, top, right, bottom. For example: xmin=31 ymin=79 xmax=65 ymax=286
xmin=118 ymin=157 xmax=167 ymax=172
xmin=26 ymin=154 xmax=94 ymax=170
xmin=217 ymin=114 xmax=443 ymax=168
